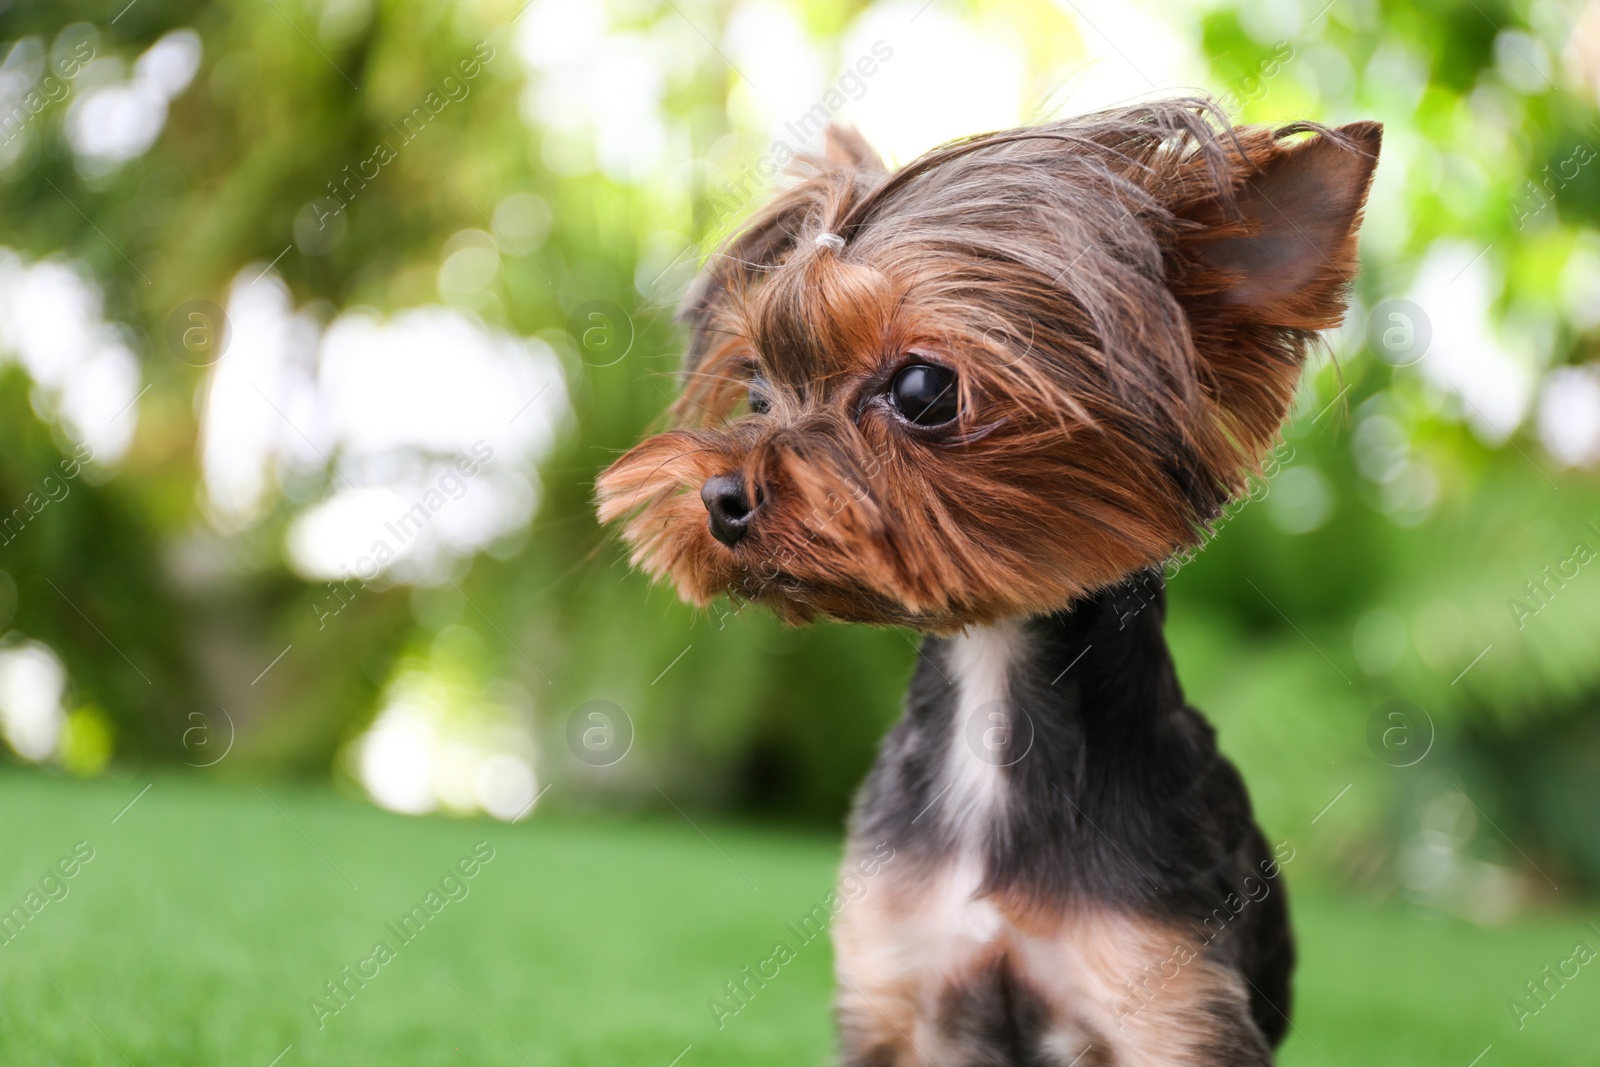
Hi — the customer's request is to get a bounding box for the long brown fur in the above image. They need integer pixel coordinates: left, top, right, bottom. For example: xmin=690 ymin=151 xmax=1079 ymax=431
xmin=597 ymin=98 xmax=1379 ymax=633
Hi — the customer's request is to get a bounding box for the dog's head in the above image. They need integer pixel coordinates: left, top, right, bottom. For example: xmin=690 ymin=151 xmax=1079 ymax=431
xmin=598 ymin=100 xmax=1380 ymax=632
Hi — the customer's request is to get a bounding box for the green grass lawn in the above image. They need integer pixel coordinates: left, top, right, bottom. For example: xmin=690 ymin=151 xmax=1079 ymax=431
xmin=1 ymin=771 xmax=1597 ymax=1065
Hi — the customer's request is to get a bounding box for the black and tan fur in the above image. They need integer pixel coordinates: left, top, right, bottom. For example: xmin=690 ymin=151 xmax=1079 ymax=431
xmin=598 ymin=99 xmax=1379 ymax=1064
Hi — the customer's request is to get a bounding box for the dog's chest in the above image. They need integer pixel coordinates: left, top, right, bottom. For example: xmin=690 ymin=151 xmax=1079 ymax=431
xmin=836 ymin=625 xmax=1193 ymax=1063
xmin=938 ymin=621 xmax=1024 ymax=842
xmin=915 ymin=621 xmax=1027 ymax=969
xmin=834 ymin=603 xmax=1276 ymax=1065
xmin=832 ymin=854 xmax=1244 ymax=1067
xmin=832 ymin=850 xmax=1248 ymax=1067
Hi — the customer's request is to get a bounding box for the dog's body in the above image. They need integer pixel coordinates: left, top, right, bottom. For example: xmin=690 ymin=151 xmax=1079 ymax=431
xmin=835 ymin=574 xmax=1292 ymax=1065
xmin=599 ymin=99 xmax=1378 ymax=1063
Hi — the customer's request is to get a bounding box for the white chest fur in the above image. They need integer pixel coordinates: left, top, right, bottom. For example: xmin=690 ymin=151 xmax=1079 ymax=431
xmin=835 ymin=623 xmax=1261 ymax=1065
xmin=940 ymin=620 xmax=1027 ymax=841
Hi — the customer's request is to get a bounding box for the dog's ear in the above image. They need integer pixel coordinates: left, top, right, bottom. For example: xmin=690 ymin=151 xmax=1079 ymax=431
xmin=816 ymin=123 xmax=889 ymax=176
xmin=1180 ymin=121 xmax=1381 ymax=326
xmin=1167 ymin=121 xmax=1381 ymax=455
xmin=681 ymin=126 xmax=887 ymax=375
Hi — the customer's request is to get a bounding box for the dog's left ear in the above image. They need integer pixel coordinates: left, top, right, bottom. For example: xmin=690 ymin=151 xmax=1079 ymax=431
xmin=1167 ymin=121 xmax=1380 ymax=454
xmin=1178 ymin=121 xmax=1381 ymax=326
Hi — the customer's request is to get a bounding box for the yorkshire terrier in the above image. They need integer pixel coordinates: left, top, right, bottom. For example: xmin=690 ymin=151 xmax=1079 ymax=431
xmin=598 ymin=99 xmax=1379 ymax=1065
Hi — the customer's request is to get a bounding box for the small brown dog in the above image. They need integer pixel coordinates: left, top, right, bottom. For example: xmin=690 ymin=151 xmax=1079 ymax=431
xmin=599 ymin=100 xmax=1378 ymax=1065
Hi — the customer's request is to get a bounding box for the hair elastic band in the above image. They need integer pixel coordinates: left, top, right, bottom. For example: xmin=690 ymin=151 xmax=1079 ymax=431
xmin=814 ymin=232 xmax=846 ymax=253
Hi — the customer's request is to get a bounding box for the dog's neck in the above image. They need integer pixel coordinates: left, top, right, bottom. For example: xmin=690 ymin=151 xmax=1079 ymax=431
xmin=940 ymin=568 xmax=1182 ymax=758
xmin=1020 ymin=568 xmax=1184 ymax=740
xmin=857 ymin=570 xmax=1208 ymax=904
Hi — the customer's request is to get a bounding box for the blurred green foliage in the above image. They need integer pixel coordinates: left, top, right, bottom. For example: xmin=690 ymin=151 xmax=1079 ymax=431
xmin=0 ymin=0 xmax=1597 ymax=911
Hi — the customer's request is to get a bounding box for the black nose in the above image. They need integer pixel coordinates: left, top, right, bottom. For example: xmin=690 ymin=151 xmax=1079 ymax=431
xmin=701 ymin=472 xmax=755 ymax=547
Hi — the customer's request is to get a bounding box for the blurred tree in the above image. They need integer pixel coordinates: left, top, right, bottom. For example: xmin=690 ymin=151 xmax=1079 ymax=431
xmin=0 ymin=0 xmax=1596 ymax=906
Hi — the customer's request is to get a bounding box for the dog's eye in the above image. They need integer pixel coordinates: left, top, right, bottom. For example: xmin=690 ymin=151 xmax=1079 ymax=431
xmin=888 ymin=364 xmax=959 ymax=426
xmin=748 ymin=377 xmax=771 ymax=415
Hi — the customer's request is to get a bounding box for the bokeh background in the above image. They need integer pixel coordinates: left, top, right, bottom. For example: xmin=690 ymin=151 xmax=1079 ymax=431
xmin=2 ymin=0 xmax=1599 ymax=1063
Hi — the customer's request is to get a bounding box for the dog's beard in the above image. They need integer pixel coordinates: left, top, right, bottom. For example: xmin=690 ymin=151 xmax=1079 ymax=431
xmin=596 ymin=426 xmax=944 ymax=627
xmin=595 ymin=413 xmax=1187 ymax=633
